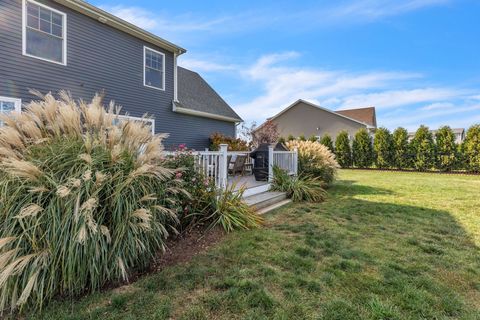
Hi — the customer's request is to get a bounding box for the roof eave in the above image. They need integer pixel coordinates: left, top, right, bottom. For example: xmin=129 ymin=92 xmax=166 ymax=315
xmin=53 ymin=0 xmax=186 ymax=55
xmin=173 ymin=102 xmax=243 ymax=123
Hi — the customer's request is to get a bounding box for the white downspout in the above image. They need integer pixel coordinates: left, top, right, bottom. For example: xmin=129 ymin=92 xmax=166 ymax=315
xmin=173 ymin=52 xmax=178 ymax=102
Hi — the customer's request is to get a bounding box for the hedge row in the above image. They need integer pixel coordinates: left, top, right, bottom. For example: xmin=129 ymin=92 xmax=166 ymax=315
xmin=286 ymin=125 xmax=480 ymax=172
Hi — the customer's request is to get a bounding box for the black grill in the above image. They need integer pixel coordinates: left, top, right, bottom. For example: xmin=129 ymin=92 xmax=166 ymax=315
xmin=249 ymin=143 xmax=288 ymax=181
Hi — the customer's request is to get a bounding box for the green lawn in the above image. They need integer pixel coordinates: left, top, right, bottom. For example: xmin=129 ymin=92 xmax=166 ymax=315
xmin=31 ymin=170 xmax=480 ymax=319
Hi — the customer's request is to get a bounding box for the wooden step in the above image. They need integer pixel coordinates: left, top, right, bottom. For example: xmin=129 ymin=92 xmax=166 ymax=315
xmin=256 ymin=199 xmax=292 ymax=215
xmin=244 ymin=191 xmax=288 ymax=211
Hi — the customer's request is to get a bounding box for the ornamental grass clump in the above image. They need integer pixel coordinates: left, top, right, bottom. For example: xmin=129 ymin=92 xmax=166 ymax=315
xmin=285 ymin=140 xmax=339 ymax=184
xmin=0 ymin=92 xmax=182 ymax=312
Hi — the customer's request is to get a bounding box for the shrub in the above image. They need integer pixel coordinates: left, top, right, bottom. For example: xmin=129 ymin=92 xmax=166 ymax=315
xmin=285 ymin=140 xmax=339 ymax=184
xmin=0 ymin=92 xmax=181 ymax=311
xmin=319 ymin=134 xmax=335 ymax=153
xmin=287 ymin=134 xmax=296 ymax=141
xmin=203 ymin=184 xmax=263 ymax=232
xmin=163 ymin=146 xmax=216 ymax=231
xmin=435 ymin=126 xmax=457 ymax=171
xmin=463 ymin=124 xmax=480 ymax=172
xmin=352 ymin=128 xmax=374 ymax=168
xmin=209 ymin=132 xmax=249 ymax=151
xmin=271 ymin=166 xmax=326 ymax=202
xmin=308 ymin=135 xmax=318 ymax=142
xmin=411 ymin=125 xmax=435 ymax=170
xmin=392 ymin=127 xmax=410 ymax=169
xmin=373 ymin=128 xmax=394 ymax=168
xmin=335 ymin=131 xmax=352 ymax=168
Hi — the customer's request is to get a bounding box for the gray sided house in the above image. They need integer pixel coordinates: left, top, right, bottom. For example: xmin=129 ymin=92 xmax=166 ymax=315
xmin=263 ymin=100 xmax=376 ymax=140
xmin=0 ymin=0 xmax=242 ymax=150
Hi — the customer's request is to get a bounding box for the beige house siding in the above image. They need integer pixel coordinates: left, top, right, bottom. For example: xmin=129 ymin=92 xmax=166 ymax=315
xmin=272 ymin=101 xmax=367 ymax=140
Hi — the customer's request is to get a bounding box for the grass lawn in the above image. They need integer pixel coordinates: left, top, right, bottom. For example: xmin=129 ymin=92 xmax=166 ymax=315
xmin=31 ymin=170 xmax=480 ymax=319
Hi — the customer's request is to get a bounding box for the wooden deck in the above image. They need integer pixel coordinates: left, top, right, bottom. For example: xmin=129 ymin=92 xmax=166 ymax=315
xmin=227 ymin=175 xmax=269 ymax=191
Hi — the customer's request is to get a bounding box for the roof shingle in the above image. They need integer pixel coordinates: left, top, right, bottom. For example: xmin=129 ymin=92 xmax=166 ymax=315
xmin=175 ymin=67 xmax=242 ymax=122
xmin=335 ymin=107 xmax=377 ymax=127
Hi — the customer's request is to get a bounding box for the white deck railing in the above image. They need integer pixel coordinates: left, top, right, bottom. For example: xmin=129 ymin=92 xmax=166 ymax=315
xmin=164 ymin=144 xmax=298 ymax=190
xmin=272 ymin=150 xmax=298 ymax=175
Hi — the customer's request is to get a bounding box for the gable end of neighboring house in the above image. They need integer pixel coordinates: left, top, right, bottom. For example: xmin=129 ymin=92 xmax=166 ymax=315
xmin=0 ymin=0 xmax=240 ymax=150
xmin=262 ymin=99 xmax=375 ymax=140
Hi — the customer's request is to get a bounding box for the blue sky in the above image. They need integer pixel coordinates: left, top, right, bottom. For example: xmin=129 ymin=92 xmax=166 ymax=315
xmin=94 ymin=0 xmax=480 ymax=130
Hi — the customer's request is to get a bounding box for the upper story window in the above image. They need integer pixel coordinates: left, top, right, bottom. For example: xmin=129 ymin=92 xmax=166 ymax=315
xmin=144 ymin=46 xmax=165 ymax=90
xmin=0 ymin=97 xmax=21 ymax=127
xmin=23 ymin=0 xmax=66 ymax=65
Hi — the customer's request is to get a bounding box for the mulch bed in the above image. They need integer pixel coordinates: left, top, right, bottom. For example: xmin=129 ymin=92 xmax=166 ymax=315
xmin=153 ymin=226 xmax=226 ymax=270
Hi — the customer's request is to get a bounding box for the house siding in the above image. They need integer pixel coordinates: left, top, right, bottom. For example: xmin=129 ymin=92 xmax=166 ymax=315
xmin=272 ymin=101 xmax=367 ymax=140
xmin=0 ymin=0 xmax=235 ymax=150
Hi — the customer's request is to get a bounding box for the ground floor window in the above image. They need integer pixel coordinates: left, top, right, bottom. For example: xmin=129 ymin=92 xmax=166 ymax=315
xmin=113 ymin=115 xmax=155 ymax=135
xmin=0 ymin=97 xmax=21 ymax=126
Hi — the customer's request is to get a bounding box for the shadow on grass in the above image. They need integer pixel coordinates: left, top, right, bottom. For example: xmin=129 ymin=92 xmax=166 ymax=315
xmin=32 ymin=181 xmax=480 ymax=320
xmin=333 ymin=179 xmax=395 ymax=196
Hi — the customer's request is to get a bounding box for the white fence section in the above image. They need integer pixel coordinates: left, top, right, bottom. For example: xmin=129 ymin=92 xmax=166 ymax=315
xmin=272 ymin=150 xmax=298 ymax=175
xmin=164 ymin=144 xmax=298 ymax=190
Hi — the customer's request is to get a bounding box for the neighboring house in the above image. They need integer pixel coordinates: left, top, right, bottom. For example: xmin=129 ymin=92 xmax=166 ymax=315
xmin=260 ymin=99 xmax=377 ymax=140
xmin=0 ymin=0 xmax=242 ymax=150
xmin=408 ymin=128 xmax=465 ymax=144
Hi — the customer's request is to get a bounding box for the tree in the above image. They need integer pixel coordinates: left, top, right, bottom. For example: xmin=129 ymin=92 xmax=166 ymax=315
xmin=373 ymin=127 xmax=393 ymax=168
xmin=335 ymin=130 xmax=352 ymax=168
xmin=298 ymin=134 xmax=306 ymax=141
xmin=435 ymin=126 xmax=457 ymax=171
xmin=287 ymin=134 xmax=295 ymax=141
xmin=411 ymin=125 xmax=435 ymax=171
xmin=319 ymin=134 xmax=335 ymax=153
xmin=463 ymin=124 xmax=480 ymax=172
xmin=251 ymin=119 xmax=279 ymax=148
xmin=352 ymin=128 xmax=374 ymax=168
xmin=308 ymin=135 xmax=318 ymax=142
xmin=392 ymin=127 xmax=410 ymax=169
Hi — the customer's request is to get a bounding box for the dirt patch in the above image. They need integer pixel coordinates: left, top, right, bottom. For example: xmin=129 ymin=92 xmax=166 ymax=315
xmin=153 ymin=226 xmax=226 ymax=270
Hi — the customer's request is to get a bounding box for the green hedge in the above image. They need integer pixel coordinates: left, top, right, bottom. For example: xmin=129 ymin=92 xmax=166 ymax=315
xmin=332 ymin=124 xmax=480 ymax=173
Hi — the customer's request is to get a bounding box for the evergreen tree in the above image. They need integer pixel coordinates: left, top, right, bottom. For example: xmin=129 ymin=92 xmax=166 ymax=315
xmin=411 ymin=125 xmax=435 ymax=170
xmin=335 ymin=130 xmax=352 ymax=168
xmin=463 ymin=124 xmax=480 ymax=172
xmin=352 ymin=128 xmax=374 ymax=168
xmin=392 ymin=127 xmax=410 ymax=169
xmin=373 ymin=127 xmax=394 ymax=168
xmin=319 ymin=134 xmax=335 ymax=153
xmin=435 ymin=126 xmax=457 ymax=171
xmin=308 ymin=135 xmax=318 ymax=142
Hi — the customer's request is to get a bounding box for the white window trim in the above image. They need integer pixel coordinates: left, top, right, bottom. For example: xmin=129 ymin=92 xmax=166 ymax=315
xmin=143 ymin=46 xmax=165 ymax=91
xmin=0 ymin=97 xmax=22 ymax=113
xmin=116 ymin=115 xmax=155 ymax=135
xmin=22 ymin=0 xmax=67 ymax=66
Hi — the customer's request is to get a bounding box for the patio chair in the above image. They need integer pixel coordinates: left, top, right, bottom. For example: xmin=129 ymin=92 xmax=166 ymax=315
xmin=228 ymin=155 xmax=248 ymax=175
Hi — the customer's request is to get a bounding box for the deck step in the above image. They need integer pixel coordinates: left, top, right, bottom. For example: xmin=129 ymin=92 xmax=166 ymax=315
xmin=242 ymin=183 xmax=271 ymax=198
xmin=244 ymin=191 xmax=288 ymax=211
xmin=256 ymin=199 xmax=292 ymax=215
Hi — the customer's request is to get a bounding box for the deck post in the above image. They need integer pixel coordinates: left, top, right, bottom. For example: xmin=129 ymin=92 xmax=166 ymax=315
xmin=219 ymin=144 xmax=228 ymax=190
xmin=293 ymin=147 xmax=298 ymax=176
xmin=268 ymin=144 xmax=274 ymax=182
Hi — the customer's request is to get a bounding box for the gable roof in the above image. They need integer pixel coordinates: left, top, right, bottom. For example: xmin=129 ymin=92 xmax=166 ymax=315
xmin=335 ymin=107 xmax=377 ymax=127
xmin=173 ymin=67 xmax=243 ymax=123
xmin=264 ymin=99 xmax=374 ymax=129
xmin=53 ymin=0 xmax=186 ymax=54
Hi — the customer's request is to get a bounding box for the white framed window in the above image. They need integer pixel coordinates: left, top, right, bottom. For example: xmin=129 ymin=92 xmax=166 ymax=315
xmin=143 ymin=46 xmax=165 ymax=90
xmin=22 ymin=0 xmax=67 ymax=65
xmin=113 ymin=115 xmax=155 ymax=135
xmin=0 ymin=97 xmax=22 ymax=127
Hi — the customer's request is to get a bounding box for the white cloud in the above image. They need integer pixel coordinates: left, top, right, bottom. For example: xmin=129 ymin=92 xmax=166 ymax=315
xmin=328 ymin=0 xmax=451 ymax=21
xmin=179 ymin=58 xmax=237 ymax=72
xmin=420 ymin=102 xmax=454 ymax=111
xmin=338 ymin=88 xmax=464 ymax=110
xmin=99 ymin=6 xmax=158 ymax=30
